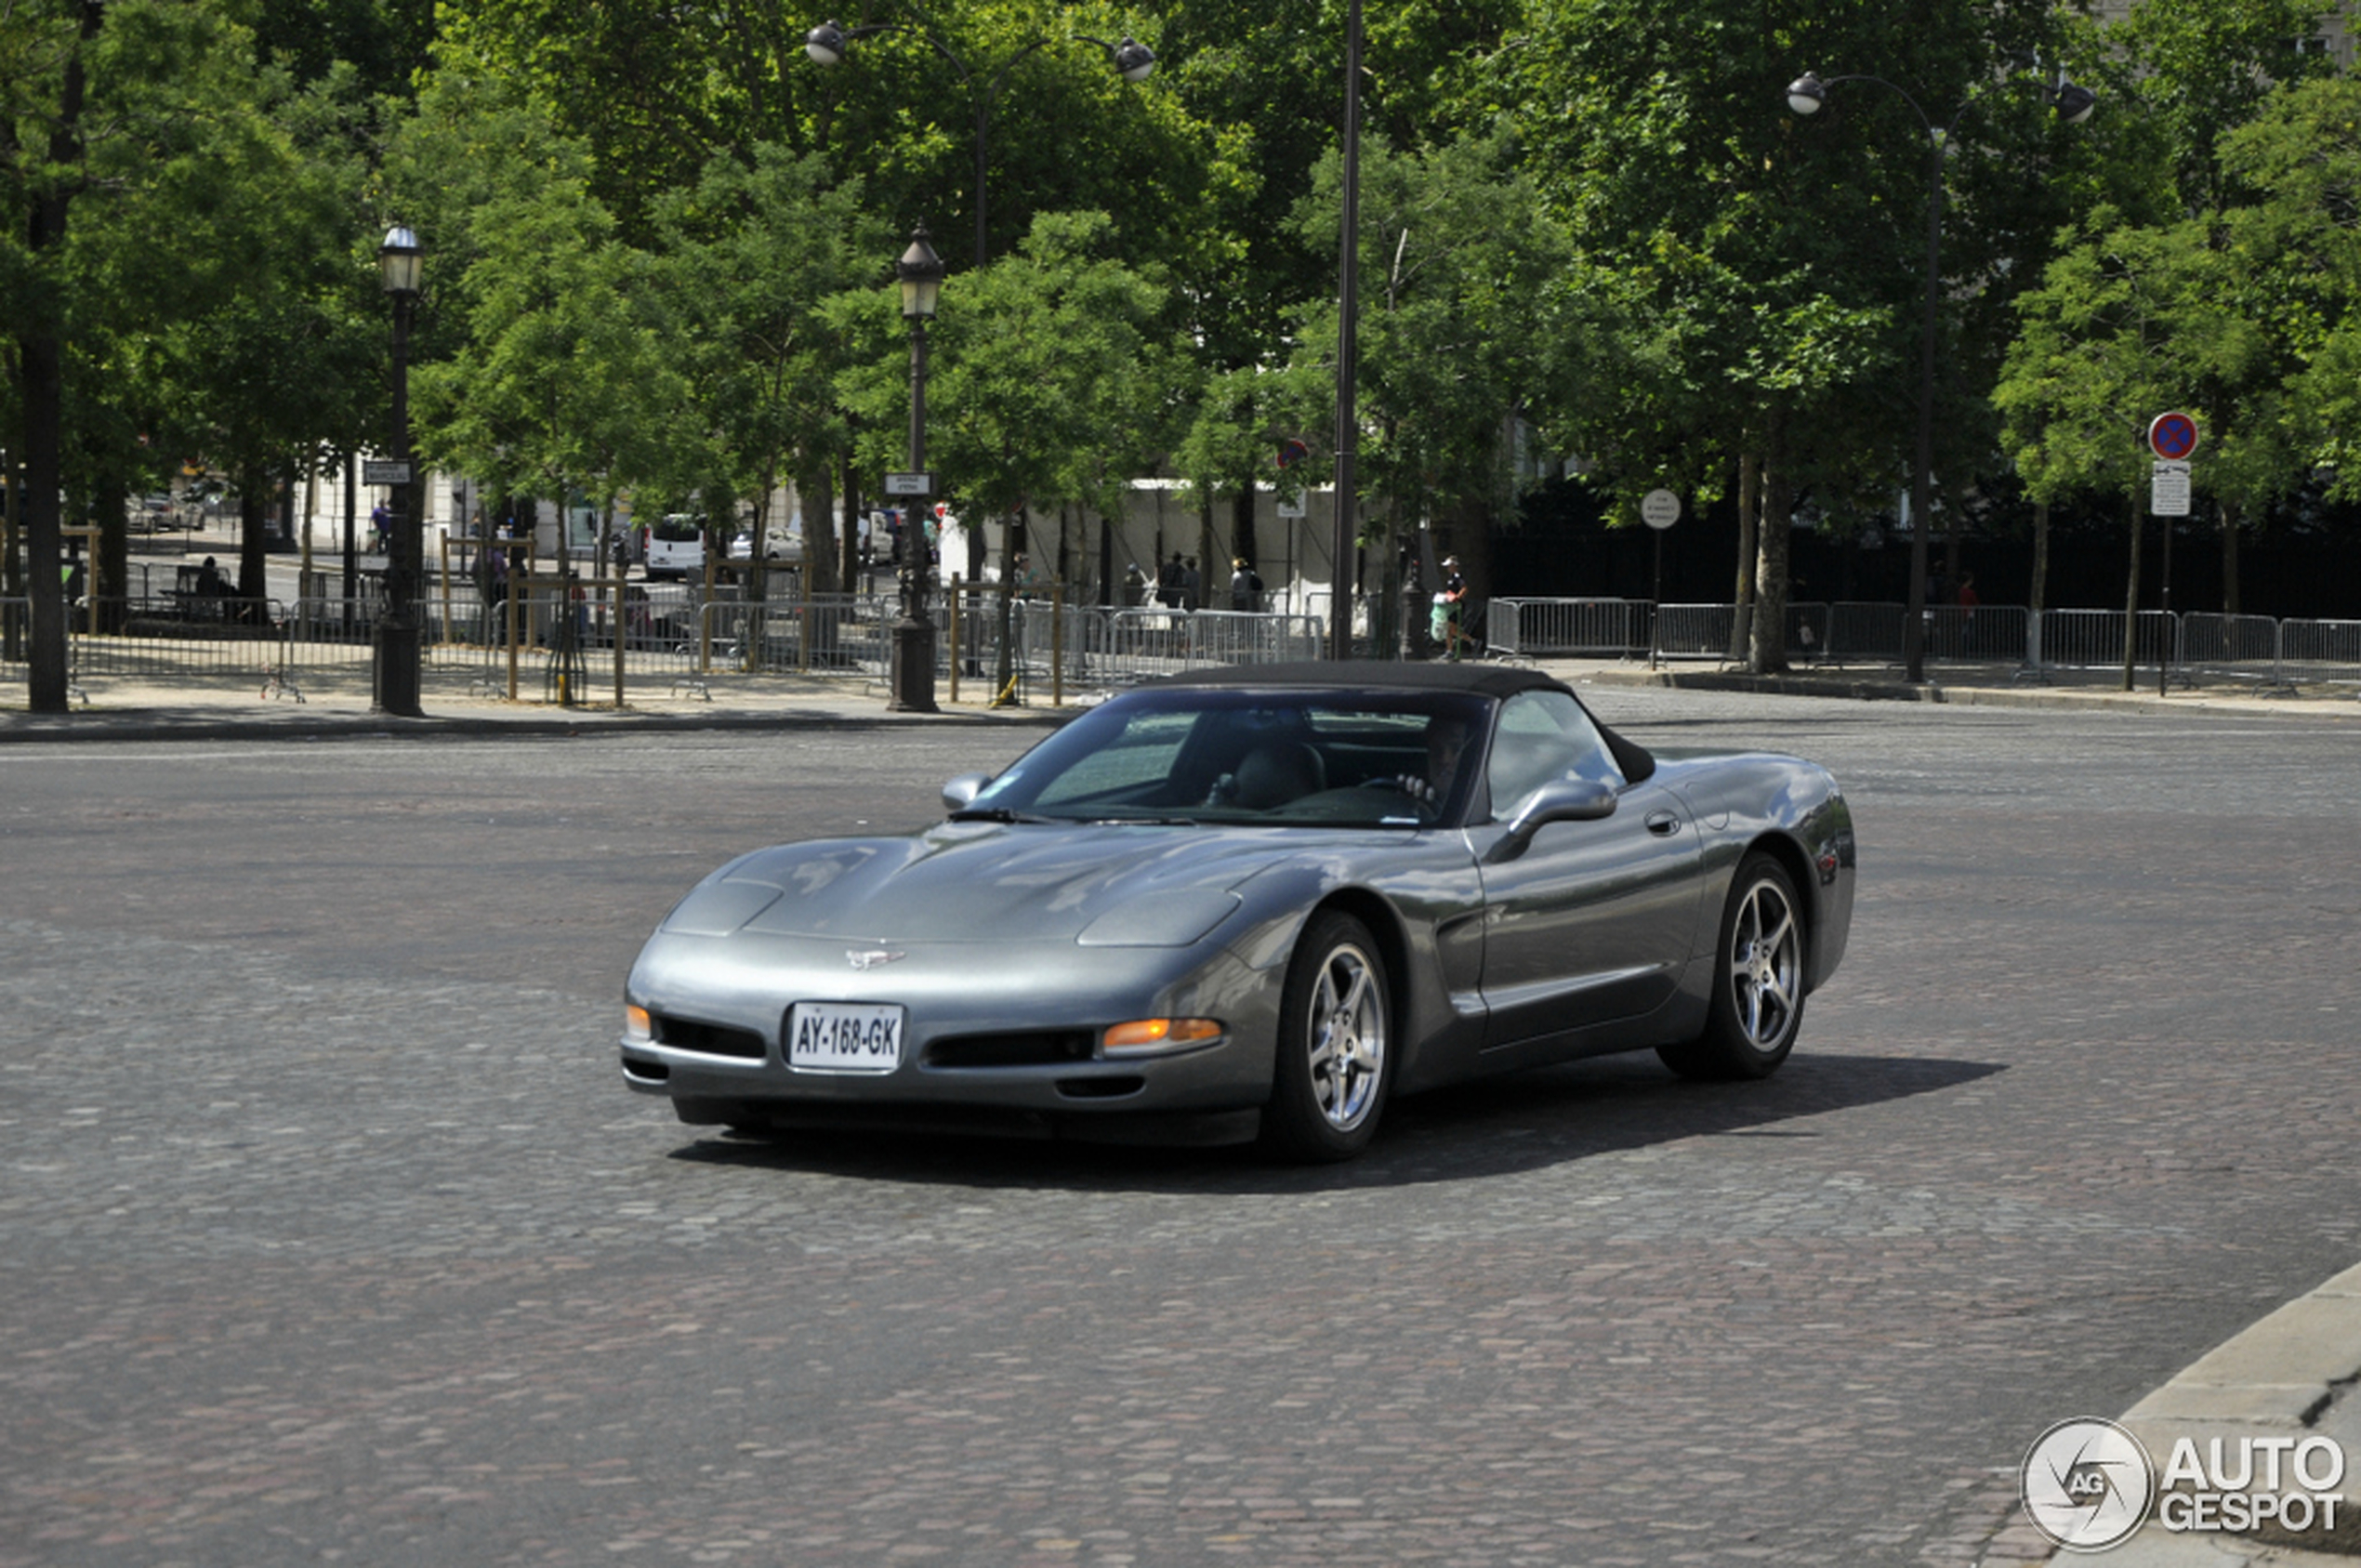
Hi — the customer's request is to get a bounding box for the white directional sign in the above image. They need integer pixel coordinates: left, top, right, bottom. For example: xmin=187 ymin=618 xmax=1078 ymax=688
xmin=1641 ymin=488 xmax=1682 ymax=531
xmin=2151 ymin=459 xmax=2192 ymax=517
xmin=362 ymin=459 xmax=412 ymax=486
xmin=884 ymin=471 xmax=934 ymax=496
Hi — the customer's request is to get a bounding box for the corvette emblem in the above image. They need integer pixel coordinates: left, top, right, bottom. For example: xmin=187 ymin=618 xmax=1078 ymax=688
xmin=847 ymin=949 xmax=907 ymax=971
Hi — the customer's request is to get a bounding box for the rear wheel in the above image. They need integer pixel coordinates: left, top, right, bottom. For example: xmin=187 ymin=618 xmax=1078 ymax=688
xmin=1659 ymin=851 xmax=1805 ymax=1081
xmin=1260 ymin=911 xmax=1392 ymax=1162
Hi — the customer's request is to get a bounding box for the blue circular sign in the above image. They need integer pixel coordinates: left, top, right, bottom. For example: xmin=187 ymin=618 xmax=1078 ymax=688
xmin=2148 ymin=412 xmax=2199 ymax=460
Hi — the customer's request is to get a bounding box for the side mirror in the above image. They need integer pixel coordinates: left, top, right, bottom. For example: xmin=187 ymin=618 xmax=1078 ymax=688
xmin=1483 ymin=775 xmax=1617 ymax=863
xmin=941 ymin=772 xmax=994 ymax=812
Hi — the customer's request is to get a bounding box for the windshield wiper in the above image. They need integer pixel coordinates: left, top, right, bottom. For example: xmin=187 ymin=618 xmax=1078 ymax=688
xmin=946 ymin=806 xmax=1056 ymax=824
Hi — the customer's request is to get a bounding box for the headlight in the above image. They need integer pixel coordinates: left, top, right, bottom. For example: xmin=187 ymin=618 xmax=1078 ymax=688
xmin=1101 ymin=1018 xmax=1224 ymax=1056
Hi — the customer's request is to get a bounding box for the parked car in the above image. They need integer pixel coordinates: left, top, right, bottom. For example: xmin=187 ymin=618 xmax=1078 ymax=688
xmin=619 ymin=663 xmax=1856 ymax=1162
xmin=644 ymin=515 xmax=706 ymax=581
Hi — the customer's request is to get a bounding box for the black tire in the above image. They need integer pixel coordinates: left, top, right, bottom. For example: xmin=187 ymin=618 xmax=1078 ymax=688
xmin=1260 ymin=911 xmax=1394 ymax=1162
xmin=1659 ymin=851 xmax=1806 ymax=1082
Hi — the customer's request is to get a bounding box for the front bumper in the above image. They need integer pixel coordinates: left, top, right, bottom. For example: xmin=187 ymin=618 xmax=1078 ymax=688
xmin=619 ymin=931 xmax=1281 ymax=1127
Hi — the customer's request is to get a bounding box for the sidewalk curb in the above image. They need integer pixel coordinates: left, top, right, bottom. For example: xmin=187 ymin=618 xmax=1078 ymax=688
xmin=2008 ymin=1263 xmax=2361 ymax=1566
xmin=1567 ymin=664 xmax=2361 ymax=718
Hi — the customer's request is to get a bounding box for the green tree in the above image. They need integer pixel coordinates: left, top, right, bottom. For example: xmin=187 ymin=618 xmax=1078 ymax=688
xmin=1282 ymin=129 xmax=1568 ymax=654
xmin=6 ymin=0 xmax=351 ymax=708
xmin=834 ymin=208 xmax=1174 ymax=573
xmin=406 ymin=160 xmax=692 ymax=582
xmin=648 ymin=144 xmax=885 ymax=597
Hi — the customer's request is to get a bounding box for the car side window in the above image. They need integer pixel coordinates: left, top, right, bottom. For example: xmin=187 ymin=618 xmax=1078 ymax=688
xmin=1485 ymin=691 xmax=1626 ymax=815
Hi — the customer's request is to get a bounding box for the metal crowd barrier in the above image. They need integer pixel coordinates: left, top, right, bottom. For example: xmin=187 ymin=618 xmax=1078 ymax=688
xmin=2176 ymin=613 xmax=2288 ymax=692
xmin=1486 ymin=599 xmax=1650 ymax=658
xmin=1652 ymin=604 xmax=1738 ymax=661
xmin=60 ymin=597 xmax=290 ymax=677
xmin=2036 ymin=609 xmax=2178 ymax=682
xmin=2277 ymin=617 xmax=2361 ymax=691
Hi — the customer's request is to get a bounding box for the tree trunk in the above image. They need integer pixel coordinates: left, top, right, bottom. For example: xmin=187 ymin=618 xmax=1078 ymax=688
xmin=1195 ymin=495 xmax=1217 ymax=613
xmin=1748 ymin=413 xmax=1789 ymax=675
xmin=2221 ymin=499 xmax=2241 ymax=616
xmin=237 ymin=476 xmax=270 ymax=603
xmin=1728 ymin=450 xmax=1759 ymax=663
xmin=838 ymin=455 xmax=862 ymax=594
xmin=2120 ymin=487 xmax=2143 ymax=692
xmin=99 ymin=480 xmax=129 ymax=633
xmin=2029 ymin=500 xmax=2051 ymax=615
xmin=12 ymin=0 xmax=102 ymax=715
xmin=1232 ymin=487 xmax=1258 ymax=589
xmin=3 ymin=435 xmax=22 ymax=662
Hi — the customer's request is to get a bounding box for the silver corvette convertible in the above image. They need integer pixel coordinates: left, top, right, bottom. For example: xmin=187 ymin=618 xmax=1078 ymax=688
xmin=621 ymin=663 xmax=1854 ymax=1162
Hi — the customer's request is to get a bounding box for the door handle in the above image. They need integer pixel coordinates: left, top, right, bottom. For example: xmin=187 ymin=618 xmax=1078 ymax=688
xmin=1644 ymin=810 xmax=1682 ymax=837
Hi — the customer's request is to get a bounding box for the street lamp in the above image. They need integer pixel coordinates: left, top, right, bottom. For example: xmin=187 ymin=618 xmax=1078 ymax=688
xmin=372 ymin=223 xmax=424 ymax=717
xmin=804 ymin=17 xmax=1155 ymax=269
xmin=1786 ymin=69 xmax=2091 ymax=682
xmin=889 ymin=226 xmax=945 ymax=714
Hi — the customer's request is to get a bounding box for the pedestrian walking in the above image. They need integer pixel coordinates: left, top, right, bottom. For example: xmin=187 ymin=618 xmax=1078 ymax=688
xmin=1431 ymin=555 xmax=1470 ymax=661
xmin=1229 ymin=557 xmax=1264 ymax=613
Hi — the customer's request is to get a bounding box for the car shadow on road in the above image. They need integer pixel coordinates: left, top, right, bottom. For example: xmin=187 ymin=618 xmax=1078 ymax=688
xmin=666 ymin=1050 xmax=2002 ymax=1194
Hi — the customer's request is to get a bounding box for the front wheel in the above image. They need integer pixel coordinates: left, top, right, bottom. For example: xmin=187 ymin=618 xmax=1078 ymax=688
xmin=1659 ymin=851 xmax=1806 ymax=1081
xmin=1260 ymin=911 xmax=1393 ymax=1163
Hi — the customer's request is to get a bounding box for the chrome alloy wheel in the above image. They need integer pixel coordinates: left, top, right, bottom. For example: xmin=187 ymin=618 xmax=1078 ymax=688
xmin=1727 ymin=874 xmax=1801 ymax=1051
xmin=1307 ymin=942 xmax=1387 ymax=1131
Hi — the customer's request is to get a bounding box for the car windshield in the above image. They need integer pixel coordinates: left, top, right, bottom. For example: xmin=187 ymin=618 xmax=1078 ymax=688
xmin=959 ymin=687 xmax=1494 ymax=828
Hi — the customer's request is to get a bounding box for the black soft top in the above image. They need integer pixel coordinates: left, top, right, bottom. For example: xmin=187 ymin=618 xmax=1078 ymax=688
xmin=1148 ymin=660 xmax=1571 ymax=700
xmin=1142 ymin=660 xmax=1655 ymax=784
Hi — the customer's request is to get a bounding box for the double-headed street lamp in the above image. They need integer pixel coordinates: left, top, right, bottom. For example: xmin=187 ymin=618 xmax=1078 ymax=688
xmin=805 ymin=17 xmax=1154 ymax=270
xmin=372 ymin=224 xmax=424 ymax=718
xmin=1785 ymin=69 xmax=2093 ymax=683
xmin=889 ymin=227 xmax=945 ymax=714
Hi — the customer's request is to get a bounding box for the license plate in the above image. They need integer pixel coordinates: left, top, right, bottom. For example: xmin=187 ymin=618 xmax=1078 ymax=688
xmin=786 ymin=1003 xmax=905 ymax=1074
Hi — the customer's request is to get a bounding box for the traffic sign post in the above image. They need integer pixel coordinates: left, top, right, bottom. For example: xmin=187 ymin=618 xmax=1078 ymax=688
xmin=2146 ymin=411 xmax=2199 ymax=700
xmin=1642 ymin=489 xmax=1681 ymax=668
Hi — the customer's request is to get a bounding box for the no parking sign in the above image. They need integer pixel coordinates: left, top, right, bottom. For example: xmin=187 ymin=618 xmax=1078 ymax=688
xmin=2147 ymin=412 xmax=2199 ymax=460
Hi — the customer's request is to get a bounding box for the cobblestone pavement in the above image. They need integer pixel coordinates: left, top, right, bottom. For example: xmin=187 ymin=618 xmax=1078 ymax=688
xmin=1 ymin=693 xmax=2357 ymax=1566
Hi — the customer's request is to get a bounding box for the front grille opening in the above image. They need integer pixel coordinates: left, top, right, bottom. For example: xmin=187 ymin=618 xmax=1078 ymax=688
xmin=1055 ymin=1074 xmax=1146 ymax=1100
xmin=651 ymin=1014 xmax=766 ymax=1060
xmin=925 ymin=1031 xmax=1096 ymax=1069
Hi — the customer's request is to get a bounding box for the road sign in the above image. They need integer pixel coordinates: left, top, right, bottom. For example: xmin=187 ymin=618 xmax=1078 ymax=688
xmin=2152 ymin=459 xmax=2192 ymax=517
xmin=1641 ymin=489 xmax=1682 ymax=531
xmin=2147 ymin=412 xmax=2199 ymax=460
xmin=362 ymin=459 xmax=411 ymax=486
xmin=1275 ymin=494 xmax=1307 ymax=520
xmin=884 ymin=471 xmax=933 ymax=496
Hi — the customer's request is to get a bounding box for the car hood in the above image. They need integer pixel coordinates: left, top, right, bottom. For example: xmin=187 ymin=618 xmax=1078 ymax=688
xmin=661 ymin=822 xmax=1349 ymax=947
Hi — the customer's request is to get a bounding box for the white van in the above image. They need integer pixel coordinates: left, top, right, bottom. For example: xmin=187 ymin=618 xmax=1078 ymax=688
xmin=644 ymin=515 xmax=706 ymax=581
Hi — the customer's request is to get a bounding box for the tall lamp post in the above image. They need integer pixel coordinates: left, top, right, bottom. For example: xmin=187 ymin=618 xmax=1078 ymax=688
xmin=890 ymin=227 xmax=945 ymax=714
xmin=372 ymin=224 xmax=424 ymax=717
xmin=1786 ymin=70 xmax=2092 ymax=683
xmin=806 ymin=18 xmax=1154 ymax=270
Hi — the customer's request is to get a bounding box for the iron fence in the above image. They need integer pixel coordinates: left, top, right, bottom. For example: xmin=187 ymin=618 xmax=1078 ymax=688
xmin=14 ymin=587 xmax=2361 ymax=701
